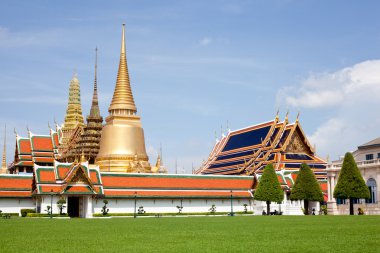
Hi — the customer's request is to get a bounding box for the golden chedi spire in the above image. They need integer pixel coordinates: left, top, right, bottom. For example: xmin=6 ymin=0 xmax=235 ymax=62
xmin=59 ymin=72 xmax=85 ymax=154
xmin=1 ymin=124 xmax=7 ymax=174
xmin=96 ymin=24 xmax=151 ymax=172
xmin=109 ymin=24 xmax=137 ymax=114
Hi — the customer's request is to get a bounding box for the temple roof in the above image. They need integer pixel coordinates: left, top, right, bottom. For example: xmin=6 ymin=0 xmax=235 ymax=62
xmin=0 ymin=174 xmax=33 ymax=197
xmin=358 ymin=137 xmax=380 ymax=149
xmin=198 ymin=116 xmax=327 ymax=185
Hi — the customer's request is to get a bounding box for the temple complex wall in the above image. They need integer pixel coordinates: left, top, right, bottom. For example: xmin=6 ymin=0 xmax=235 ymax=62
xmin=92 ymin=198 xmax=252 ymax=215
xmin=0 ymin=198 xmax=34 ymax=215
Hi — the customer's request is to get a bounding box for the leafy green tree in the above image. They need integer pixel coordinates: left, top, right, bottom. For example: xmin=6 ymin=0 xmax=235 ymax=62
xmin=333 ymin=152 xmax=370 ymax=215
xmin=290 ymin=163 xmax=323 ymax=215
xmin=254 ymin=164 xmax=284 ymax=215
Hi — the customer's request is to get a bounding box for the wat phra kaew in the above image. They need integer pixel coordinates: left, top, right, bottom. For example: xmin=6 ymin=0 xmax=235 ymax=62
xmin=0 ymin=25 xmax=328 ymax=217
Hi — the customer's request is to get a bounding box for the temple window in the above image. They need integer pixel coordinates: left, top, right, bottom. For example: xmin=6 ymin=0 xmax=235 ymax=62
xmin=366 ymin=154 xmax=374 ymax=160
xmin=366 ymin=178 xmax=377 ymax=204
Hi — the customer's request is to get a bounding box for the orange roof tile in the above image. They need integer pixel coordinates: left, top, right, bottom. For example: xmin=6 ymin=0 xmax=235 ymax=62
xmin=101 ymin=174 xmax=253 ymax=190
xmin=31 ymin=136 xmax=53 ymax=151
xmin=0 ymin=176 xmax=32 ymax=190
xmin=104 ymin=190 xmax=251 ymax=198
xmin=19 ymin=139 xmax=32 ymax=154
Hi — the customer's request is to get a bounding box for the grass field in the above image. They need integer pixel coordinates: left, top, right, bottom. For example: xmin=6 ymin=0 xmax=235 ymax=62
xmin=1 ymin=216 xmax=379 ymax=253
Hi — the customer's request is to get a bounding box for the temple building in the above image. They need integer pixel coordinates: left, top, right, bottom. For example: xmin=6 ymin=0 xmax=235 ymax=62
xmin=96 ymin=24 xmax=151 ymax=173
xmin=327 ymin=137 xmax=380 ymax=215
xmin=0 ymin=24 xmax=330 ymax=217
xmin=59 ymin=73 xmax=85 ymax=160
xmin=197 ymin=114 xmax=328 ymax=214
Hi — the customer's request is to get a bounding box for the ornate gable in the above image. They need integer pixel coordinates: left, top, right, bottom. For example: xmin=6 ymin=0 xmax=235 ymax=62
xmin=285 ymin=128 xmax=312 ymax=154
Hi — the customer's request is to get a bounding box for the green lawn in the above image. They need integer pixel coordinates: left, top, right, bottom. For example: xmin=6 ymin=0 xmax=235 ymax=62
xmin=1 ymin=216 xmax=379 ymax=253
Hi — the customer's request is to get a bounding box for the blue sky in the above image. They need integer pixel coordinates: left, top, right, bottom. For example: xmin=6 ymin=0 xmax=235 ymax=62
xmin=1 ymin=0 xmax=380 ymax=172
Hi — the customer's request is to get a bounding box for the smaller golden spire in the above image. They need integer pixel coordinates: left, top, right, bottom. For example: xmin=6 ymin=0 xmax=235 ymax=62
xmin=1 ymin=124 xmax=7 ymax=172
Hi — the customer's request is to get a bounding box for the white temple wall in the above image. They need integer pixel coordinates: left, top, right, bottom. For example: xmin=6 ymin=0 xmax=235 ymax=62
xmin=93 ymin=198 xmax=253 ymax=215
xmin=40 ymin=195 xmax=61 ymax=215
xmin=0 ymin=198 xmax=34 ymax=215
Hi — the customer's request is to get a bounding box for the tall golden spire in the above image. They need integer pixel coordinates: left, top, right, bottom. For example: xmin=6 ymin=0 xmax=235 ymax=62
xmin=1 ymin=124 xmax=7 ymax=173
xmin=96 ymin=24 xmax=151 ymax=173
xmin=109 ymin=24 xmax=137 ymax=114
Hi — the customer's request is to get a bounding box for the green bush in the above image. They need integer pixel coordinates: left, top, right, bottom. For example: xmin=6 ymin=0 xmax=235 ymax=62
xmin=92 ymin=211 xmax=253 ymax=217
xmin=1 ymin=213 xmax=19 ymax=217
xmin=26 ymin=213 xmax=68 ymax=217
xmin=21 ymin=209 xmax=36 ymax=217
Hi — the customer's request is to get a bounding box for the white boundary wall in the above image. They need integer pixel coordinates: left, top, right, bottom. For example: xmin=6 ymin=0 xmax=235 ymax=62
xmin=0 ymin=198 xmax=35 ymax=215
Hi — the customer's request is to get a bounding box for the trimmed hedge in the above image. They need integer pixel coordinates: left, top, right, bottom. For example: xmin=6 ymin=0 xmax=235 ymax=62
xmin=1 ymin=213 xmax=19 ymax=217
xmin=93 ymin=211 xmax=253 ymax=217
xmin=21 ymin=209 xmax=36 ymax=217
xmin=27 ymin=213 xmax=69 ymax=217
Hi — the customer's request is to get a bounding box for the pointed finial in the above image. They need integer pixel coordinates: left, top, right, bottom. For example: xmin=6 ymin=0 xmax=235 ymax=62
xmin=296 ymin=111 xmax=300 ymax=122
xmin=285 ymin=110 xmax=289 ymax=121
xmin=26 ymin=125 xmax=30 ymax=132
xmin=80 ymin=148 xmax=86 ymax=163
xmin=48 ymin=121 xmax=51 ymax=129
xmin=276 ymin=108 xmax=280 ymax=119
xmin=108 ymin=23 xmax=137 ymax=114
xmin=1 ymin=124 xmax=7 ymax=171
xmin=13 ymin=128 xmax=17 ymax=136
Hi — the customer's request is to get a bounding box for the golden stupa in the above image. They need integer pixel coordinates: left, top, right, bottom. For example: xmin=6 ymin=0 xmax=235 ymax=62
xmin=96 ymin=24 xmax=151 ymax=172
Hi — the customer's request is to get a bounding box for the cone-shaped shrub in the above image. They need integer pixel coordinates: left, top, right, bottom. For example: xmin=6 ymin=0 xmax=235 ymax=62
xmin=333 ymin=152 xmax=370 ymax=215
xmin=254 ymin=164 xmax=284 ymax=215
xmin=290 ymin=163 xmax=323 ymax=214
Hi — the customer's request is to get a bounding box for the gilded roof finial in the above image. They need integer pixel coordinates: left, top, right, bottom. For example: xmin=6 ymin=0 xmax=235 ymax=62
xmin=296 ymin=111 xmax=300 ymax=122
xmin=285 ymin=110 xmax=289 ymax=122
xmin=1 ymin=124 xmax=7 ymax=171
xmin=108 ymin=24 xmax=137 ymax=114
xmin=276 ymin=108 xmax=280 ymax=120
xmin=80 ymin=148 xmax=86 ymax=163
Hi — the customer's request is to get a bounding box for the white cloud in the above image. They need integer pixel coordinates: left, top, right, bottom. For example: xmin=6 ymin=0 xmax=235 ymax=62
xmin=278 ymin=60 xmax=380 ymax=108
xmin=199 ymin=37 xmax=212 ymax=46
xmin=278 ymin=60 xmax=380 ymax=160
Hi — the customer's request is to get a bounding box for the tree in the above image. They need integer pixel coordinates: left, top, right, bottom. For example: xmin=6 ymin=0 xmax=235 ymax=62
xmin=290 ymin=163 xmax=323 ymax=215
xmin=57 ymin=198 xmax=66 ymax=215
xmin=101 ymin=200 xmax=109 ymax=215
xmin=333 ymin=152 xmax=370 ymax=215
xmin=254 ymin=164 xmax=284 ymax=215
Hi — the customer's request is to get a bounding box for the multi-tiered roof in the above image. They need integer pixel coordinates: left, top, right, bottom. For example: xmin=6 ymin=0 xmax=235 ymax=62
xmin=198 ymin=115 xmax=327 ymax=193
xmin=8 ymin=128 xmax=61 ymax=174
xmin=75 ymin=48 xmax=103 ymax=164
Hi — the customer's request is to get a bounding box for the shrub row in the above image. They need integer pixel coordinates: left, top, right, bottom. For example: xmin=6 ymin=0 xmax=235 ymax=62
xmin=27 ymin=213 xmax=69 ymax=217
xmin=93 ymin=211 xmax=253 ymax=217
xmin=21 ymin=209 xmax=36 ymax=217
xmin=0 ymin=213 xmax=19 ymax=217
